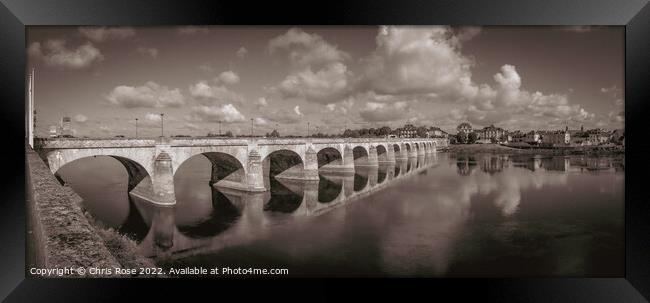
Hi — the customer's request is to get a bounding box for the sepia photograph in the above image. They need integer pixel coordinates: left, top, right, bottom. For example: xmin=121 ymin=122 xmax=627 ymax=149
xmin=25 ymin=25 xmax=625 ymax=278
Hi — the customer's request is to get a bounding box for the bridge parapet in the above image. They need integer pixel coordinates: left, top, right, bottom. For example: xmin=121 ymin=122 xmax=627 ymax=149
xmin=36 ymin=137 xmax=444 ymax=149
xmin=34 ymin=136 xmax=447 ymax=206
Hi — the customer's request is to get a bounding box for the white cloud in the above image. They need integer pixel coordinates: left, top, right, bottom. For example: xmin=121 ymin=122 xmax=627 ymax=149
xmin=145 ymin=113 xmax=162 ymax=121
xmin=236 ymin=46 xmax=248 ymax=59
xmin=269 ymin=28 xmax=353 ymax=104
xmin=217 ymin=70 xmax=240 ymax=85
xmin=255 ymin=97 xmax=269 ymax=109
xmin=106 ymin=81 xmax=185 ymax=108
xmin=359 ymin=101 xmax=410 ymax=122
xmin=262 ymin=109 xmax=303 ymax=124
xmin=79 ymin=27 xmax=135 ymax=42
xmin=136 ymin=47 xmax=158 ymax=58
xmin=294 ymin=105 xmax=303 ymax=116
xmin=29 ymin=40 xmax=104 ymax=69
xmin=454 ymin=26 xmax=482 ymax=43
xmin=189 ymin=104 xmax=246 ymax=123
xmin=73 ymin=114 xmax=88 ymax=123
xmin=462 ymin=65 xmax=595 ymax=129
xmin=601 ymin=85 xmax=621 ymax=98
xmin=177 ymin=26 xmax=210 ymax=35
xmin=188 ymin=80 xmax=245 ymax=105
xmin=361 ymin=26 xmax=477 ymax=98
xmin=269 ymin=27 xmax=350 ymax=68
xmin=275 ymin=62 xmax=351 ymax=103
xmin=254 ymin=117 xmax=268 ymax=125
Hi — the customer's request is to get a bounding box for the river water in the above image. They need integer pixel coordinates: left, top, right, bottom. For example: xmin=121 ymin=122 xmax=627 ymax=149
xmin=56 ymin=152 xmax=624 ymax=277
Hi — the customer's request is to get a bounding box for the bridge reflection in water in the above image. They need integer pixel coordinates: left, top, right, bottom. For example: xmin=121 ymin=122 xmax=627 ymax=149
xmin=132 ymin=152 xmax=438 ymax=259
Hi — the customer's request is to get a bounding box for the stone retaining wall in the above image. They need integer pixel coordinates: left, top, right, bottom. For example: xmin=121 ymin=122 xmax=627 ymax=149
xmin=26 ymin=146 xmax=120 ymax=276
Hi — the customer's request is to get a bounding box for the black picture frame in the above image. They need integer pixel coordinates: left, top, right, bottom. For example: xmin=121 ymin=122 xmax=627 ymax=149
xmin=1 ymin=0 xmax=649 ymax=301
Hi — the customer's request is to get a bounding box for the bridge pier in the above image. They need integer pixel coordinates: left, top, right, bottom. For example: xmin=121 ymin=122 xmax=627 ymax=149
xmin=152 ymin=151 xmax=176 ymax=205
xmin=408 ymin=145 xmax=417 ymax=158
xmin=303 ymin=146 xmax=320 ymax=181
xmin=367 ymin=145 xmax=379 ymax=167
xmin=246 ymin=150 xmax=267 ymax=192
xmin=150 ymin=205 xmax=175 ymax=251
xmin=341 ymin=145 xmax=356 ymax=172
xmin=417 ymin=145 xmax=425 ymax=157
xmin=384 ymin=145 xmax=396 ymax=163
xmin=395 ymin=145 xmax=408 ymax=161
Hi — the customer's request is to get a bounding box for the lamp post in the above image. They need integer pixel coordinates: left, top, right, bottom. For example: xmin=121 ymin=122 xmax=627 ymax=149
xmin=135 ymin=118 xmax=138 ymax=138
xmin=250 ymin=118 xmax=254 ymax=137
xmin=307 ymin=122 xmax=310 ymax=137
xmin=160 ymin=113 xmax=164 ymax=137
xmin=218 ymin=120 xmax=222 ymax=136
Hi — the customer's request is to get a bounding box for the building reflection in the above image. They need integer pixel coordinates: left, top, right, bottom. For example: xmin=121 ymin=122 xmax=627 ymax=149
xmin=456 ymin=155 xmax=477 ymax=176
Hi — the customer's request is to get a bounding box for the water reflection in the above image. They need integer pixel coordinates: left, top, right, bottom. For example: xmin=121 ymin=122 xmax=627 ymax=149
xmin=177 ymin=188 xmax=242 ymax=239
xmin=58 ymin=152 xmax=622 ymax=277
xmin=318 ymin=175 xmax=342 ymax=203
xmin=264 ymin=178 xmax=303 ymax=213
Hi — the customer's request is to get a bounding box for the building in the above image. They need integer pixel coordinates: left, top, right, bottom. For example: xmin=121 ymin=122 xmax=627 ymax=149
xmin=396 ymin=124 xmax=417 ymax=138
xmin=457 ymin=122 xmax=472 ymax=135
xmin=427 ymin=126 xmax=448 ymax=138
xmin=508 ymin=131 xmax=525 ymax=143
xmin=61 ymin=117 xmax=72 ymax=137
xmin=476 ymin=124 xmax=507 ymax=143
xmin=541 ymin=130 xmax=570 ymax=145
xmin=525 ymin=131 xmax=541 ymax=144
xmin=570 ymin=136 xmax=592 ymax=146
xmin=49 ymin=125 xmax=58 ymax=138
xmin=588 ymin=132 xmax=609 ymax=145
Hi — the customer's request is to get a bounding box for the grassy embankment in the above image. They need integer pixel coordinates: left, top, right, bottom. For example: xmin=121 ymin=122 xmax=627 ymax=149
xmin=27 ymin=147 xmax=158 ymax=277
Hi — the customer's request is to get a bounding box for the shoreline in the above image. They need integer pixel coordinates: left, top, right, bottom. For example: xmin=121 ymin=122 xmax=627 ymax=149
xmin=27 ymin=146 xmax=158 ymax=277
xmin=446 ymin=143 xmax=625 ymax=155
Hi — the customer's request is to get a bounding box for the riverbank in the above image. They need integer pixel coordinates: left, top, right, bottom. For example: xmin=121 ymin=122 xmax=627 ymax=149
xmin=447 ymin=143 xmax=625 ymax=155
xmin=26 ymin=146 xmax=157 ymax=277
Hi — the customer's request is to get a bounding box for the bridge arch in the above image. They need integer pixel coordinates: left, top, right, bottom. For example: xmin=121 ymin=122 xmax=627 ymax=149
xmin=262 ymin=149 xmax=305 ymax=189
xmin=52 ymin=155 xmax=151 ymax=240
xmin=316 ymin=147 xmax=343 ymax=168
xmin=174 ymin=152 xmax=246 ymax=191
xmin=52 ymin=154 xmax=151 ymax=192
xmin=45 ymin=148 xmax=156 ymax=179
xmin=376 ymin=144 xmax=388 ymax=162
xmin=352 ymin=145 xmax=369 ymax=166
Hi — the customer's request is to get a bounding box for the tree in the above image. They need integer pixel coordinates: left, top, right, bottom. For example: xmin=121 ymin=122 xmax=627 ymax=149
xmin=378 ymin=126 xmax=392 ymax=137
xmin=456 ymin=132 xmax=468 ymax=144
xmin=269 ymin=129 xmax=280 ymax=137
xmin=468 ymin=132 xmax=478 ymax=144
xmin=343 ymin=129 xmax=359 ymax=138
xmin=224 ymin=130 xmax=233 ymax=137
xmin=416 ymin=126 xmax=428 ymax=138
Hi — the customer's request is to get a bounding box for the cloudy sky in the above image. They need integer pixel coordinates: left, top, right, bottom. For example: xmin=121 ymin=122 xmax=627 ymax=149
xmin=27 ymin=26 xmax=624 ymax=138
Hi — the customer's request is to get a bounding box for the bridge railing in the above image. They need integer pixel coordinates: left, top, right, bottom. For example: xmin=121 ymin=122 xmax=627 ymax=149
xmin=35 ymin=136 xmax=445 ymax=149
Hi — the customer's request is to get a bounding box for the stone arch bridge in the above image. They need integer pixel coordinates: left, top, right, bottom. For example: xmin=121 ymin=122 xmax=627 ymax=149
xmin=35 ymin=137 xmax=448 ymax=206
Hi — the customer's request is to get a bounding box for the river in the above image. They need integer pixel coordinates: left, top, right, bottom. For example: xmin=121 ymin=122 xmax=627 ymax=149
xmin=56 ymin=152 xmax=624 ymax=277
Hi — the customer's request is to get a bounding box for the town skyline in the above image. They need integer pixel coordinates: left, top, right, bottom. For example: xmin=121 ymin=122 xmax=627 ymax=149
xmin=27 ymin=26 xmax=624 ymax=138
